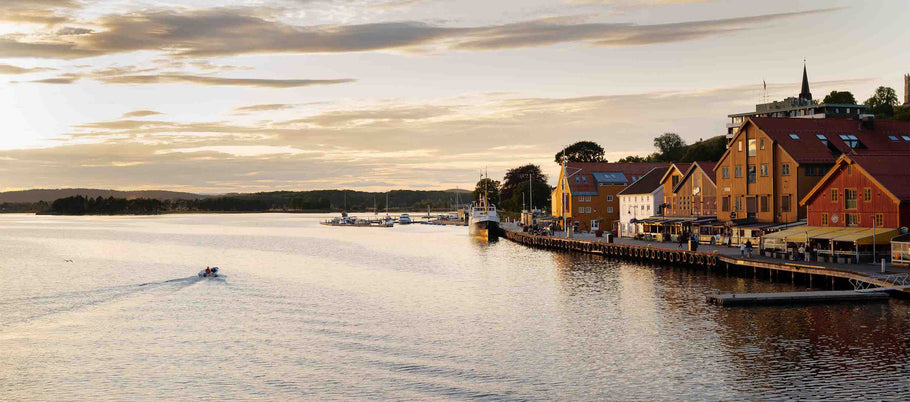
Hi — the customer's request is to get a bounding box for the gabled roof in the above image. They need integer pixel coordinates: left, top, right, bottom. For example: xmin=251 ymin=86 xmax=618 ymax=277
xmin=672 ymin=161 xmax=718 ymax=193
xmin=617 ymin=167 xmax=665 ymax=195
xmin=799 ymin=152 xmax=910 ymax=206
xmin=563 ymin=162 xmax=670 ymax=195
xmin=659 ymin=163 xmax=691 ymax=185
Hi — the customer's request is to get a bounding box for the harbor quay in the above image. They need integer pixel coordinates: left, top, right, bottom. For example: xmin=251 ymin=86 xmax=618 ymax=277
xmin=501 ymin=222 xmax=910 ymax=298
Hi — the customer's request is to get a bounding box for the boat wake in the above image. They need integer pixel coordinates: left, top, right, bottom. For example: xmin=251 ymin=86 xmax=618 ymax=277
xmin=0 ymin=275 xmax=225 ymax=329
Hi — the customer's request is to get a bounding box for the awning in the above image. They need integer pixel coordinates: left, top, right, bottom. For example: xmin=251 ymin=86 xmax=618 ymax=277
xmin=813 ymin=227 xmax=900 ymax=245
xmin=762 ymin=226 xmax=843 ymax=243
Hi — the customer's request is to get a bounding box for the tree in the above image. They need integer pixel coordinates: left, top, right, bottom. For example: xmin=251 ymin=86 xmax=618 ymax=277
xmin=616 ymin=155 xmax=651 ymax=163
xmin=555 ymin=141 xmax=605 ymax=163
xmin=822 ymin=90 xmax=856 ymax=105
xmin=893 ymin=105 xmax=910 ymax=122
xmin=865 ymin=86 xmax=899 ymax=119
xmin=500 ymin=164 xmax=547 ymax=206
xmin=473 ymin=178 xmax=500 ymax=206
xmin=500 ymin=179 xmax=551 ymax=212
xmin=679 ymin=136 xmax=727 ymax=163
xmin=653 ymin=133 xmax=687 ymax=162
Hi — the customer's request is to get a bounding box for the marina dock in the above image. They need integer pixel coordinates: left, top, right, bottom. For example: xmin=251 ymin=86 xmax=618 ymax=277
xmin=707 ymin=290 xmax=890 ymax=306
xmin=501 ymin=227 xmax=910 ymax=299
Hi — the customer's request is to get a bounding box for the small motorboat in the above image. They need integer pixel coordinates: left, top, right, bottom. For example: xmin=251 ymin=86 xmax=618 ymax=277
xmin=198 ymin=266 xmax=220 ymax=277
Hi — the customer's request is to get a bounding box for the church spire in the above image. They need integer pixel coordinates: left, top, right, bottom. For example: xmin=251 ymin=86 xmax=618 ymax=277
xmin=798 ymin=61 xmax=812 ymax=104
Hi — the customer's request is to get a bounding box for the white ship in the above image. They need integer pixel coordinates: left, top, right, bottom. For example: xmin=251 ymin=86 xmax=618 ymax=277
xmin=469 ymin=173 xmax=500 ymax=241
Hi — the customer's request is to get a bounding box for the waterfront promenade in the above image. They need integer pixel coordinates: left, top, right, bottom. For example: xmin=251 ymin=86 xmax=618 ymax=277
xmin=501 ymin=222 xmax=910 ymax=277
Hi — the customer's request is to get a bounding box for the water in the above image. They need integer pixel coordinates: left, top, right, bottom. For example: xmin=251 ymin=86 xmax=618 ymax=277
xmin=1 ymin=214 xmax=909 ymax=400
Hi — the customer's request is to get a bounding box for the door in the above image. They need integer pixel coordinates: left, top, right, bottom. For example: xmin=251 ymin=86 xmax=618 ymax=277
xmin=591 ymin=220 xmax=599 ymax=231
xmin=746 ymin=196 xmax=757 ymax=219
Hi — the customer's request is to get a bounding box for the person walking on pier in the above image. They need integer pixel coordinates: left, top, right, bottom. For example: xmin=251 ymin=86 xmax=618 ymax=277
xmin=745 ymin=240 xmax=754 ymax=258
xmin=739 ymin=242 xmax=746 ymax=257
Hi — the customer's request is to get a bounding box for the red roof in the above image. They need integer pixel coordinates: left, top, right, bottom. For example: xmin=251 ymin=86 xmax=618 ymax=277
xmin=849 ymin=154 xmax=910 ymax=201
xmin=672 ymin=161 xmax=717 ymax=193
xmin=695 ymin=161 xmax=717 ymax=183
xmin=748 ymin=117 xmax=910 ymax=163
xmin=564 ymin=162 xmax=669 ymax=194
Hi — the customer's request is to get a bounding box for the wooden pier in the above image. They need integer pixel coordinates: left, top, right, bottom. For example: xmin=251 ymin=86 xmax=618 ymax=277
xmin=707 ymin=290 xmax=890 ymax=306
xmin=502 ymin=230 xmax=909 ymax=297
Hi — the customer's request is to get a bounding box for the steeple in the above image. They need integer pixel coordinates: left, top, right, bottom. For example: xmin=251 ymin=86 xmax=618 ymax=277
xmin=798 ymin=61 xmax=812 ymax=104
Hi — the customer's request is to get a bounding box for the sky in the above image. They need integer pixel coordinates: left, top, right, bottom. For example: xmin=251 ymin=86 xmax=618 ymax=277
xmin=0 ymin=0 xmax=908 ymax=193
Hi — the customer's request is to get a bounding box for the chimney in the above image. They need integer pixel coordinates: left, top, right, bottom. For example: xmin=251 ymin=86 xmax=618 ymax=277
xmin=905 ymin=74 xmax=909 ymax=105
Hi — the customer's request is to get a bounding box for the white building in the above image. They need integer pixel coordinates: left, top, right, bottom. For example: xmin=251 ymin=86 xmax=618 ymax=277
xmin=617 ymin=167 xmax=665 ymax=238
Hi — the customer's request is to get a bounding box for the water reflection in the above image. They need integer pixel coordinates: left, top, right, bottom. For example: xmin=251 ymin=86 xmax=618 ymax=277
xmin=1 ymin=214 xmax=909 ymax=400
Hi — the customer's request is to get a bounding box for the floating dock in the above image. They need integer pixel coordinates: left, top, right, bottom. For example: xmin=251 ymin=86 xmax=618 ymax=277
xmin=707 ymin=290 xmax=890 ymax=306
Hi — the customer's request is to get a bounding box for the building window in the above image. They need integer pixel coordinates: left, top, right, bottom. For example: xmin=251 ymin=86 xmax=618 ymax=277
xmin=735 ymin=166 xmax=743 ymax=177
xmin=903 ymin=136 xmax=910 ymax=141
xmin=889 ymin=135 xmax=899 ymax=142
xmin=875 ymin=214 xmax=884 ymax=227
xmin=735 ymin=197 xmax=743 ymax=212
xmin=747 ymin=165 xmax=756 ymax=183
xmin=821 ymin=213 xmax=828 ymax=225
xmin=747 ymin=139 xmax=757 ymax=156
xmin=831 ymin=189 xmax=838 ymax=201
xmin=760 ymin=138 xmax=765 ymax=150
xmin=845 ymin=213 xmax=859 ymax=226
xmin=760 ymin=195 xmax=769 ymax=212
xmin=672 ymin=176 xmax=679 ymax=187
xmin=864 ymin=188 xmax=872 ymax=202
xmin=781 ymin=195 xmax=791 ymax=213
xmin=839 ymin=134 xmax=860 ymax=148
xmin=586 ymin=207 xmax=592 ymax=213
xmin=575 ymin=177 xmax=580 ymax=184
xmin=607 ymin=207 xmax=613 ymax=213
xmin=606 ymin=195 xmax=613 ymax=202
xmin=582 ymin=176 xmax=587 ymax=183
xmin=816 ymin=134 xmax=828 ymax=146
xmin=782 ymin=163 xmax=791 ymax=176
xmin=847 ymin=165 xmax=853 ymax=175
xmin=738 ymin=141 xmax=743 ymax=152
xmin=789 ymin=133 xmax=800 ymax=140
xmin=722 ymin=166 xmax=729 ymax=179
xmin=722 ymin=197 xmax=730 ymax=212
xmin=578 ymin=206 xmax=584 ymax=214
xmin=845 ymin=189 xmax=857 ymax=210
xmin=760 ymin=164 xmax=768 ymax=177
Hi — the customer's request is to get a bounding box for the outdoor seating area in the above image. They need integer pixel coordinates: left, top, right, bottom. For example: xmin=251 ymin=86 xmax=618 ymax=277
xmin=762 ymin=226 xmax=900 ymax=264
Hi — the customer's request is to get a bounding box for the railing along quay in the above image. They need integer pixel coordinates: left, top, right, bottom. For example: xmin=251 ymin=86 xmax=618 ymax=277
xmin=503 ymin=230 xmax=910 ymax=296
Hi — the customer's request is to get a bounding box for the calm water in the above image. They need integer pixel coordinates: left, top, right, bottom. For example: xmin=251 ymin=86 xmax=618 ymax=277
xmin=1 ymin=214 xmax=909 ymax=400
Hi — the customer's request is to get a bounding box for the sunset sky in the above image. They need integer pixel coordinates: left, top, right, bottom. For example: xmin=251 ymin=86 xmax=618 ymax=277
xmin=1 ymin=0 xmax=908 ymax=193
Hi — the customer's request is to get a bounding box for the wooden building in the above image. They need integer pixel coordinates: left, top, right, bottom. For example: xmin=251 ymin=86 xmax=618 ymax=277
xmin=762 ymin=153 xmax=910 ymax=263
xmin=659 ymin=163 xmax=691 ymax=217
xmin=671 ymin=161 xmax=718 ymax=217
xmin=714 ymin=117 xmax=910 ymax=224
xmin=551 ymin=162 xmax=668 ymax=233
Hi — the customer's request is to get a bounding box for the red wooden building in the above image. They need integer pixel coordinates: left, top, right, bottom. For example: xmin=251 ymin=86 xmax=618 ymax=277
xmin=800 ymin=153 xmax=910 ymax=229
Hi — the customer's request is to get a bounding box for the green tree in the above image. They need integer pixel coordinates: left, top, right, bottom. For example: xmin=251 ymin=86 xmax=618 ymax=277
xmin=679 ymin=136 xmax=727 ymax=162
xmin=865 ymin=86 xmax=899 ymax=119
xmin=500 ymin=179 xmax=551 ymax=212
xmin=616 ymin=155 xmax=651 ymax=163
xmin=822 ymin=90 xmax=856 ymax=104
xmin=473 ymin=178 xmax=501 ymax=206
xmin=555 ymin=141 xmax=606 ymax=163
xmin=653 ymin=133 xmax=687 ymax=162
xmin=500 ymin=164 xmax=547 ymax=207
xmin=893 ymin=105 xmax=910 ymax=122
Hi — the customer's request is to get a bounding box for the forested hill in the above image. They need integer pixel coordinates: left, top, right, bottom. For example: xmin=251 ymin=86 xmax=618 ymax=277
xmin=0 ymin=188 xmax=202 ymax=203
xmin=2 ymin=188 xmax=475 ymax=214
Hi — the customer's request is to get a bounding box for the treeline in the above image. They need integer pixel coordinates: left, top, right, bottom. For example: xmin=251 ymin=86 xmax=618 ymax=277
xmin=48 ymin=196 xmax=166 ymax=215
xmin=33 ymin=189 xmax=471 ymax=215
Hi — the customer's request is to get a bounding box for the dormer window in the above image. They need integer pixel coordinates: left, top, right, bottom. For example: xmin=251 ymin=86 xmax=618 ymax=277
xmin=816 ymin=134 xmax=828 ymax=145
xmin=890 ymin=136 xmax=900 ymax=142
xmin=582 ymin=176 xmax=587 ymax=184
xmin=789 ymin=133 xmax=800 ymax=140
xmin=839 ymin=134 xmax=860 ymax=148
xmin=575 ymin=176 xmax=579 ymax=184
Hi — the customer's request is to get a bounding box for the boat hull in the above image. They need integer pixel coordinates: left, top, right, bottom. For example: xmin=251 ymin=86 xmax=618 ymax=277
xmin=469 ymin=220 xmax=500 ymax=241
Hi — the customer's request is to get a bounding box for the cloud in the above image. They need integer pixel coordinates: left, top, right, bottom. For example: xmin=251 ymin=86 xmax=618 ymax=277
xmin=234 ymin=104 xmax=296 ymax=113
xmin=121 ymin=110 xmax=162 ymax=118
xmin=0 ymin=7 xmax=836 ymax=58
xmin=0 ymin=64 xmax=55 ymax=74
xmin=0 ymin=0 xmax=80 ymax=25
xmin=25 ymin=70 xmax=356 ymax=88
